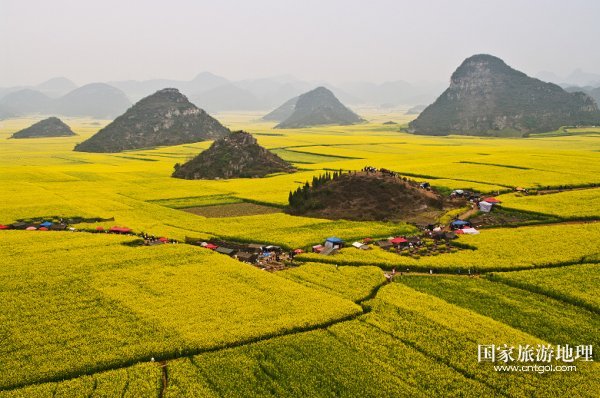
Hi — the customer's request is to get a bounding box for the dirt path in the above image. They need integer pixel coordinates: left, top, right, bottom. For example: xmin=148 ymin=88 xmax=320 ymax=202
xmin=159 ymin=361 xmax=168 ymax=398
xmin=535 ymin=186 xmax=599 ymax=195
xmin=458 ymin=206 xmax=478 ymax=220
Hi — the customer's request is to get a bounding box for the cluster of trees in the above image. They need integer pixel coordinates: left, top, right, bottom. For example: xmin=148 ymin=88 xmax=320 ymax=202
xmin=288 ymin=170 xmax=345 ymax=210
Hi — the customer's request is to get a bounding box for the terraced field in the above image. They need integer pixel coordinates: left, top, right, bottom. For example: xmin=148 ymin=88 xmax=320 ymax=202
xmin=1 ymin=112 xmax=598 ymax=396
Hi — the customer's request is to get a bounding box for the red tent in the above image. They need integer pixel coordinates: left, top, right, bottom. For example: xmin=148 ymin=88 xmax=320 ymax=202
xmin=26 ymin=226 xmax=37 ymax=231
xmin=38 ymin=227 xmax=49 ymax=231
xmin=293 ymin=248 xmax=304 ymax=254
xmin=110 ymin=226 xmax=132 ymax=234
xmin=0 ymin=225 xmax=9 ymax=230
xmin=455 ymin=229 xmax=465 ymax=234
xmin=362 ymin=238 xmax=374 ymax=244
xmin=483 ymin=197 xmax=501 ymax=204
xmin=96 ymin=226 xmax=104 ymax=231
xmin=159 ymin=237 xmax=169 ymax=243
xmin=204 ymin=243 xmax=218 ymax=250
xmin=390 ymin=237 xmax=408 ymax=244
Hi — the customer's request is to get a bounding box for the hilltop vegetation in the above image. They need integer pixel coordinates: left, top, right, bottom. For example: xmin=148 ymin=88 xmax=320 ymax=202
xmin=74 ymin=88 xmax=229 ymax=152
xmin=172 ymin=131 xmax=296 ymax=179
xmin=275 ymin=87 xmax=363 ymax=128
xmin=410 ymin=54 xmax=600 ymax=136
xmin=287 ymin=170 xmax=452 ymax=222
xmin=10 ymin=117 xmax=75 ymax=138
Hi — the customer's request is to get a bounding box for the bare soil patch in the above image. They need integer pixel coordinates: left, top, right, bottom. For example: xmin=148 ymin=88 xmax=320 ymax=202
xmin=184 ymin=202 xmax=282 ymax=218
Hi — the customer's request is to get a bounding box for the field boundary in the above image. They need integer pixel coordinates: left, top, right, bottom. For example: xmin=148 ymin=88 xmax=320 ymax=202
xmin=487 ymin=273 xmax=600 ymax=315
xmin=0 ymin=305 xmax=368 ymax=393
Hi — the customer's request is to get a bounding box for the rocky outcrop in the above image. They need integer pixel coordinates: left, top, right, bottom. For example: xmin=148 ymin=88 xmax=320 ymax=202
xmin=11 ymin=117 xmax=76 ymax=138
xmin=74 ymin=88 xmax=229 ymax=152
xmin=409 ymin=54 xmax=600 ymax=136
xmin=172 ymin=131 xmax=295 ymax=179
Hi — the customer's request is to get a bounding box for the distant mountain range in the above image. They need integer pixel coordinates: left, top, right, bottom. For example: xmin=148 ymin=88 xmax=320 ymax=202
xmin=536 ymin=69 xmax=600 ymax=88
xmin=564 ymin=86 xmax=600 ymax=107
xmin=3 ymin=67 xmax=598 ymax=121
xmin=0 ymin=82 xmax=131 ymax=119
xmin=0 ymin=73 xmax=446 ymax=119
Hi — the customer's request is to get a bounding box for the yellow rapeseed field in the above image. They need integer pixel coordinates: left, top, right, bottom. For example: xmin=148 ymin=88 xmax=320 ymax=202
xmin=1 ymin=112 xmax=599 ymax=396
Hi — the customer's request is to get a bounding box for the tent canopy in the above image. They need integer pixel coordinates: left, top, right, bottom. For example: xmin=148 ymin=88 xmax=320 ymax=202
xmin=110 ymin=226 xmax=132 ymax=233
xmin=484 ymin=197 xmax=501 ymax=203
xmin=216 ymin=247 xmax=235 ymax=255
xmin=390 ymin=237 xmax=408 ymax=244
xmin=40 ymin=221 xmax=53 ymax=228
xmin=326 ymin=237 xmax=344 ymax=244
xmin=376 ymin=240 xmax=393 ymax=247
xmin=479 ymin=201 xmax=493 ymax=213
xmin=451 ymin=220 xmax=470 ymax=226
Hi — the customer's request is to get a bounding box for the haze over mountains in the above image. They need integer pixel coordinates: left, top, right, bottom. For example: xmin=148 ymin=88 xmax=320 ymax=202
xmin=535 ymin=69 xmax=600 ymax=88
xmin=1 ymin=67 xmax=599 ymax=124
xmin=0 ymin=82 xmax=131 ymax=119
xmin=0 ymin=73 xmax=447 ymax=119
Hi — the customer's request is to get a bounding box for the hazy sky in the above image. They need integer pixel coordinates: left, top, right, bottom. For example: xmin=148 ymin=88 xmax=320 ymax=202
xmin=1 ymin=0 xmax=599 ymax=86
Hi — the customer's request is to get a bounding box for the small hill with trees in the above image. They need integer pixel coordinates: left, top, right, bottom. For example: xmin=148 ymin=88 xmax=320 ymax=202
xmin=74 ymin=88 xmax=229 ymax=153
xmin=274 ymin=87 xmax=363 ymax=128
xmin=172 ymin=131 xmax=295 ymax=180
xmin=10 ymin=117 xmax=76 ymax=139
xmin=286 ymin=170 xmax=456 ymax=222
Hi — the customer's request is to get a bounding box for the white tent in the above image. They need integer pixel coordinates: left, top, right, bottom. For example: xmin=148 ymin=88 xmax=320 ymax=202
xmin=478 ymin=201 xmax=493 ymax=213
xmin=461 ymin=227 xmax=480 ymax=235
xmin=352 ymin=242 xmax=372 ymax=250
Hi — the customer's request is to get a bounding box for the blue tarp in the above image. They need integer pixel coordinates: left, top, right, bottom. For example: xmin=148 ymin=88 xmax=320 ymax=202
xmin=451 ymin=220 xmax=470 ymax=227
xmin=326 ymin=237 xmax=344 ymax=244
xmin=40 ymin=221 xmax=53 ymax=228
